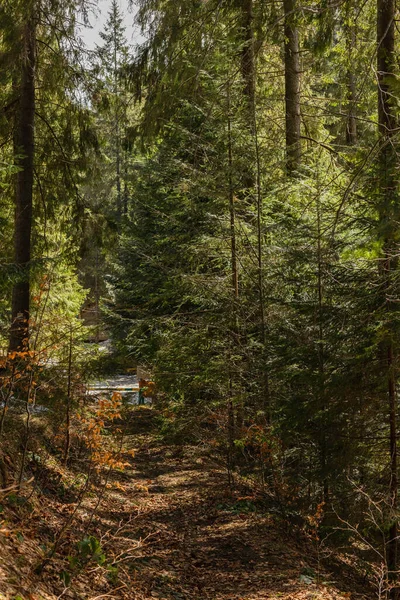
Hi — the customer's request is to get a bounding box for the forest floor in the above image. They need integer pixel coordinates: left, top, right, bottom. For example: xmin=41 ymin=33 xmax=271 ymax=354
xmin=0 ymin=407 xmax=373 ymax=600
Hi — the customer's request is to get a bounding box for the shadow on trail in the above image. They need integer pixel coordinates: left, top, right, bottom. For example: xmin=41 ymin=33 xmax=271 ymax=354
xmin=89 ymin=407 xmax=371 ymax=600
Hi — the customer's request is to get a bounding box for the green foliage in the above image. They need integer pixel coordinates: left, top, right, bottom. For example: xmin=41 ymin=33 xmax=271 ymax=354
xmin=100 ymin=0 xmax=400 ymax=557
xmin=77 ymin=535 xmax=106 ymax=566
xmin=217 ymin=499 xmax=258 ymax=514
xmin=59 ymin=570 xmax=71 ymax=586
xmin=0 ymin=0 xmax=398 ymax=582
xmin=69 ymin=535 xmax=106 ymax=569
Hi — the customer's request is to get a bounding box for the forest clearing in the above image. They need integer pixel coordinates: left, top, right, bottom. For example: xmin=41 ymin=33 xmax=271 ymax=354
xmin=2 ymin=0 xmax=400 ymax=597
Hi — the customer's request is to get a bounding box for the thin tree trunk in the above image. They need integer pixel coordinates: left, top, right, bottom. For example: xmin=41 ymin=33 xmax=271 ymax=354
xmin=116 ymin=124 xmax=121 ymax=220
xmin=283 ymin=0 xmax=301 ymax=174
xmin=253 ymin=102 xmax=270 ymax=423
xmin=316 ymin=192 xmax=328 ymax=503
xmin=227 ymin=97 xmax=239 ymax=302
xmin=18 ymin=371 xmax=35 ymax=492
xmin=0 ymin=364 xmax=15 ymax=439
xmin=387 ymin=341 xmax=398 ymax=587
xmin=63 ymin=327 xmax=73 ymax=466
xmin=227 ymin=83 xmax=240 ymax=464
xmin=240 ymin=0 xmax=255 ymax=114
xmin=345 ymin=1 xmax=357 ymax=145
xmin=123 ymin=138 xmax=128 ymax=217
xmin=114 ymin=25 xmax=122 ymax=221
xmin=346 ymin=69 xmax=357 ymax=145
xmin=239 ymin=0 xmax=257 ymax=197
xmin=227 ymin=378 xmax=235 ymax=488
xmin=377 ymin=0 xmax=398 ymax=589
xmin=95 ymin=247 xmax=100 ymax=343
xmin=10 ymin=12 xmax=36 ymax=352
xmin=240 ymin=0 xmax=270 ymax=421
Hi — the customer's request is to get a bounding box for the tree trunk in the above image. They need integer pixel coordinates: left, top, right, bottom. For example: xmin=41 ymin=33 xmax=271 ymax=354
xmin=9 ymin=12 xmax=36 ymax=353
xmin=240 ymin=0 xmax=255 ymax=114
xmin=346 ymin=69 xmax=357 ymax=145
xmin=227 ymin=82 xmax=239 ymax=472
xmin=377 ymin=0 xmax=395 ymax=137
xmin=254 ymin=104 xmax=270 ymax=423
xmin=345 ymin=1 xmax=357 ymax=145
xmin=228 ymin=98 xmax=239 ymax=302
xmin=283 ymin=0 xmax=301 ymax=174
xmin=377 ymin=0 xmax=398 ymax=589
xmin=239 ymin=0 xmax=270 ymax=421
xmin=63 ymin=327 xmax=73 ymax=466
xmin=116 ymin=120 xmax=122 ymax=220
xmin=113 ymin=23 xmax=122 ymax=222
xmin=316 ymin=192 xmax=328 ymax=503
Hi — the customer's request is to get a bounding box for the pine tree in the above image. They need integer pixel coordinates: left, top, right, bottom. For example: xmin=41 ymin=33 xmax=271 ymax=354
xmin=94 ymin=0 xmax=131 ymax=221
xmin=376 ymin=0 xmax=398 ymax=584
xmin=1 ymin=0 xmax=96 ymax=352
xmin=283 ymin=0 xmax=301 ymax=173
xmin=9 ymin=3 xmax=36 ymax=351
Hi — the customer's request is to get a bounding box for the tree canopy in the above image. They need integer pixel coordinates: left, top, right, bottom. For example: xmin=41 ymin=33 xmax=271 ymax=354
xmin=1 ymin=0 xmax=400 ymax=596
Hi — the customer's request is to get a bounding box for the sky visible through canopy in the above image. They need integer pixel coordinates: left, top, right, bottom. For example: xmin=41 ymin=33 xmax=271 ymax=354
xmin=79 ymin=0 xmax=140 ymax=50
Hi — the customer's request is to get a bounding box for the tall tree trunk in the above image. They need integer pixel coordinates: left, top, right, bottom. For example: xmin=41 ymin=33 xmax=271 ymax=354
xmin=63 ymin=326 xmax=73 ymax=466
xmin=253 ymin=103 xmax=270 ymax=423
xmin=316 ymin=192 xmax=328 ymax=503
xmin=9 ymin=11 xmax=36 ymax=353
xmin=377 ymin=0 xmax=398 ymax=589
xmin=240 ymin=0 xmax=255 ymax=111
xmin=227 ymin=82 xmax=239 ymax=471
xmin=346 ymin=69 xmax=357 ymax=145
xmin=113 ymin=23 xmax=122 ymax=222
xmin=227 ymin=90 xmax=239 ymax=303
xmin=116 ymin=120 xmax=122 ymax=220
xmin=239 ymin=0 xmax=270 ymax=421
xmin=239 ymin=0 xmax=256 ymax=195
xmin=283 ymin=0 xmax=301 ymax=174
xmin=345 ymin=1 xmax=357 ymax=145
xmin=123 ymin=130 xmax=129 ymax=217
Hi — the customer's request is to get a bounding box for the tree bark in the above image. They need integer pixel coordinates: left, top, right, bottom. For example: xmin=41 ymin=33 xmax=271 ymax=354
xmin=346 ymin=69 xmax=357 ymax=145
xmin=240 ymin=0 xmax=255 ymax=115
xmin=316 ymin=192 xmax=328 ymax=503
xmin=283 ymin=0 xmax=301 ymax=174
xmin=114 ymin=28 xmax=122 ymax=222
xmin=377 ymin=0 xmax=395 ymax=137
xmin=9 ymin=11 xmax=36 ymax=352
xmin=238 ymin=0 xmax=270 ymax=421
xmin=63 ymin=327 xmax=73 ymax=466
xmin=345 ymin=1 xmax=357 ymax=145
xmin=237 ymin=0 xmax=257 ymax=198
xmin=377 ymin=0 xmax=398 ymax=590
xmin=227 ymin=82 xmax=240 ymax=471
xmin=227 ymin=95 xmax=239 ymax=302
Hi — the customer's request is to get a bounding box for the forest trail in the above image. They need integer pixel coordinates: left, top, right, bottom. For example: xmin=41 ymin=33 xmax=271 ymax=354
xmin=1 ymin=407 xmax=370 ymax=600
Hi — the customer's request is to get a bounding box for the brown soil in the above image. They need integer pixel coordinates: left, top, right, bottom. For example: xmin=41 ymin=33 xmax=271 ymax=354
xmin=0 ymin=408 xmax=373 ymax=600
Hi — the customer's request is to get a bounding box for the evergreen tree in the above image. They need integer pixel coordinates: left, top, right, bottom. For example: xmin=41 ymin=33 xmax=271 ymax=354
xmin=0 ymin=0 xmax=96 ymax=352
xmin=9 ymin=2 xmax=36 ymax=351
xmin=94 ymin=0 xmax=130 ymax=221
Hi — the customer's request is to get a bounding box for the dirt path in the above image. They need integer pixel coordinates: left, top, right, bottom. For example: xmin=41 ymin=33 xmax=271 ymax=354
xmin=0 ymin=408 xmax=371 ymax=600
xmin=68 ymin=408 xmax=369 ymax=600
